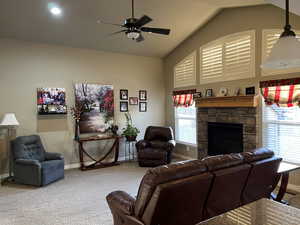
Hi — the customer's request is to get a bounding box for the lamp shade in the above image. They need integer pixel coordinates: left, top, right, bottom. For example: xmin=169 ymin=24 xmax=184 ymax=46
xmin=0 ymin=113 xmax=19 ymax=127
xmin=261 ymin=36 xmax=300 ymax=69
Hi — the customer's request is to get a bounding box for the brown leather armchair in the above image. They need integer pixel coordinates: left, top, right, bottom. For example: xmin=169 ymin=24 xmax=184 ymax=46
xmin=135 ymin=126 xmax=176 ymax=167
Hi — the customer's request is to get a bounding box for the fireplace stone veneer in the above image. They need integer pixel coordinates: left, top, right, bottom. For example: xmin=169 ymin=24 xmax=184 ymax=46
xmin=197 ymin=107 xmax=258 ymax=159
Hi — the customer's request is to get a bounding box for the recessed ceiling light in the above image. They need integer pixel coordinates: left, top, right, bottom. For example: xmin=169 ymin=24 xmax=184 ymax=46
xmin=50 ymin=7 xmax=62 ymax=16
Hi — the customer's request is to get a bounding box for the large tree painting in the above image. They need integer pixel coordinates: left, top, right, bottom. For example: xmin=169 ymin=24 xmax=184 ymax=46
xmin=75 ymin=83 xmax=114 ymax=134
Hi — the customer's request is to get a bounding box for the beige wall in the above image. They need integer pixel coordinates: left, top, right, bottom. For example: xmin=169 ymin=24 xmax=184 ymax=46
xmin=0 ymin=38 xmax=165 ymax=174
xmin=163 ymin=4 xmax=300 ymax=184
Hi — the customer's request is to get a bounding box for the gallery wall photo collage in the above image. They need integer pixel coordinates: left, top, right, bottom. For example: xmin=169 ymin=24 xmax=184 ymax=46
xmin=119 ymin=89 xmax=147 ymax=112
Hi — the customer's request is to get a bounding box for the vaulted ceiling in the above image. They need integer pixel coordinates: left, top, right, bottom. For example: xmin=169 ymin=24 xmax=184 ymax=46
xmin=0 ymin=0 xmax=267 ymax=57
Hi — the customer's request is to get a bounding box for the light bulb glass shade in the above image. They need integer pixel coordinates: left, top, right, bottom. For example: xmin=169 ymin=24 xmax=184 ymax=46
xmin=0 ymin=113 xmax=19 ymax=127
xmin=261 ymin=36 xmax=300 ymax=69
xmin=127 ymin=31 xmax=140 ymax=39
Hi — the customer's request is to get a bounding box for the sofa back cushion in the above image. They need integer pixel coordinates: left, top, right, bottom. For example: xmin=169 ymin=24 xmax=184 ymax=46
xmin=202 ymin=153 xmax=251 ymax=218
xmin=142 ymin=173 xmax=213 ymax=225
xmin=134 ymin=160 xmax=207 ymax=218
xmin=11 ymin=135 xmax=46 ymax=162
xmin=204 ymin=164 xmax=251 ymax=219
xmin=242 ymin=156 xmax=281 ymax=204
xmin=144 ymin=126 xmax=174 ymax=142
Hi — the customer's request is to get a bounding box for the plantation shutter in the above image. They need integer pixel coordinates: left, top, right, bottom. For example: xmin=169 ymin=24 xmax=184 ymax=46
xmin=174 ymin=52 xmax=196 ymax=88
xmin=224 ymin=33 xmax=254 ymax=78
xmin=200 ymin=30 xmax=255 ymax=84
xmin=200 ymin=44 xmax=223 ymax=81
xmin=262 ymin=29 xmax=300 ymax=76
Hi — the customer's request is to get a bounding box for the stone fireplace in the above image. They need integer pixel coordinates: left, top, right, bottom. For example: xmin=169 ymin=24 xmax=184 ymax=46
xmin=196 ymin=96 xmax=259 ymax=159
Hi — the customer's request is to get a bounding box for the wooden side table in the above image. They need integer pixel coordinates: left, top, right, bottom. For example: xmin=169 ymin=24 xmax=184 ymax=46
xmin=273 ymin=162 xmax=300 ymax=202
xmin=77 ymin=135 xmax=120 ymax=171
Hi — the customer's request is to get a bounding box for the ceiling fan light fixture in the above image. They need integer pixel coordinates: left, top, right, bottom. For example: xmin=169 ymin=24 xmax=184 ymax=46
xmin=126 ymin=31 xmax=140 ymax=39
xmin=261 ymin=0 xmax=300 ymax=70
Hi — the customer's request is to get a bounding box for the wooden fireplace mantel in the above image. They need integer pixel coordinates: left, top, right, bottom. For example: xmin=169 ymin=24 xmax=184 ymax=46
xmin=195 ymin=95 xmax=258 ymax=108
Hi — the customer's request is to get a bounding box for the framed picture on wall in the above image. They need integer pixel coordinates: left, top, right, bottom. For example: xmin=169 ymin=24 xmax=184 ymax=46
xmin=120 ymin=101 xmax=128 ymax=112
xmin=129 ymin=97 xmax=138 ymax=105
xmin=139 ymin=102 xmax=147 ymax=112
xmin=120 ymin=89 xmax=128 ymax=100
xmin=139 ymin=90 xmax=147 ymax=101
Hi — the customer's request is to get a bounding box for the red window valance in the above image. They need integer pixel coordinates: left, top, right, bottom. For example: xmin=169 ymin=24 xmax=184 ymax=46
xmin=173 ymin=89 xmax=196 ymax=107
xmin=260 ymin=78 xmax=300 ymax=107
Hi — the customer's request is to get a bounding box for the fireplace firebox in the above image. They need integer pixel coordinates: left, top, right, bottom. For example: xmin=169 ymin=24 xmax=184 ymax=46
xmin=208 ymin=122 xmax=243 ymax=156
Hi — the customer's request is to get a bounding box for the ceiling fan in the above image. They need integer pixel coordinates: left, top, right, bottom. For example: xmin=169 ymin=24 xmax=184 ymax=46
xmin=97 ymin=0 xmax=171 ymax=42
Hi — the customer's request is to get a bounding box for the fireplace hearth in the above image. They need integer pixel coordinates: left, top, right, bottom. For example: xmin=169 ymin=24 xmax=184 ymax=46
xmin=208 ymin=122 xmax=243 ymax=156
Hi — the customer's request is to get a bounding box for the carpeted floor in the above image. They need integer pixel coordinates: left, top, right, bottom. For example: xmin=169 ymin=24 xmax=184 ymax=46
xmin=0 ymin=162 xmax=147 ymax=225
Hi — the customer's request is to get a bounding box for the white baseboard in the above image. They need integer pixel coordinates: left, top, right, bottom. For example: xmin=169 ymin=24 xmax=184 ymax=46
xmin=173 ymin=153 xmax=196 ymax=160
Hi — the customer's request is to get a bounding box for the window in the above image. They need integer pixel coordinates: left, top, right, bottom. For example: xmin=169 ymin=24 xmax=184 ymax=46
xmin=175 ymin=104 xmax=197 ymax=145
xmin=174 ymin=51 xmax=196 ymax=88
xmin=262 ymin=29 xmax=300 ymax=76
xmin=200 ymin=30 xmax=255 ymax=84
xmin=263 ymin=102 xmax=300 ymax=164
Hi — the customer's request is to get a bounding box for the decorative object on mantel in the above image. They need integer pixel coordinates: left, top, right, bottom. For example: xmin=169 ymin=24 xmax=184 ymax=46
xmin=260 ymin=77 xmax=300 ymax=107
xmin=173 ymin=89 xmax=196 ymax=107
xmin=246 ymin=86 xmax=255 ymax=95
xmin=139 ymin=90 xmax=147 ymax=101
xmin=120 ymin=89 xmax=128 ymax=100
xmin=234 ymin=88 xmax=241 ymax=96
xmin=217 ymin=88 xmax=228 ymax=97
xmin=195 ymin=96 xmax=258 ymax=108
xmin=193 ymin=92 xmax=202 ymax=99
xmin=0 ymin=113 xmax=19 ymax=184
xmin=205 ymin=89 xmax=213 ymax=97
xmin=261 ymin=0 xmax=300 ymax=70
xmin=37 ymin=88 xmax=67 ymax=115
xmin=122 ymin=112 xmax=140 ymax=142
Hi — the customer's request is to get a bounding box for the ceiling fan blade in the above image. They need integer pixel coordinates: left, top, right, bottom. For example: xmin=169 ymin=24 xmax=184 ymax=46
xmin=97 ymin=19 xmax=124 ymax=27
xmin=136 ymin=34 xmax=145 ymax=42
xmin=107 ymin=30 xmax=127 ymax=36
xmin=135 ymin=15 xmax=152 ymax=28
xmin=141 ymin=27 xmax=170 ymax=35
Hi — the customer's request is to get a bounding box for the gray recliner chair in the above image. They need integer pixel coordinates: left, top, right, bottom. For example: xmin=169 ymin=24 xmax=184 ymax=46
xmin=11 ymin=135 xmax=64 ymax=186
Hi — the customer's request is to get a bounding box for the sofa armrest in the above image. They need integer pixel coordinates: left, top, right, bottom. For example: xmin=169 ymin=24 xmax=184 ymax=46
xmin=45 ymin=152 xmax=64 ymax=161
xmin=136 ymin=140 xmax=149 ymax=150
xmin=168 ymin=140 xmax=176 ymax=148
xmin=15 ymin=159 xmax=41 ymax=167
xmin=106 ymin=191 xmax=136 ymax=216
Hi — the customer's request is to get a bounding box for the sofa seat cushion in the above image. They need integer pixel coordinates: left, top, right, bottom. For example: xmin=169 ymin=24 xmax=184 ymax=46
xmin=41 ymin=160 xmax=64 ymax=186
xmin=138 ymin=148 xmax=168 ymax=160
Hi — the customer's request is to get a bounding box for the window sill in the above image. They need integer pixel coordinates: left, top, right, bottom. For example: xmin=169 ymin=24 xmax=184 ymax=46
xmin=176 ymin=141 xmax=197 ymax=148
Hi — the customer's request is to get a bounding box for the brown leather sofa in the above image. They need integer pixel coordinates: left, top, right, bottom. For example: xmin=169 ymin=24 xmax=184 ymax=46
xmin=136 ymin=126 xmax=176 ymax=167
xmin=106 ymin=148 xmax=281 ymax=225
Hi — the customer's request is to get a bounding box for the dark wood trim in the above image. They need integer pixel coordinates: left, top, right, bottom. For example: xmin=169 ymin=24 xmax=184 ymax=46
xmin=260 ymin=77 xmax=300 ymax=88
xmin=173 ymin=89 xmax=196 ymax=96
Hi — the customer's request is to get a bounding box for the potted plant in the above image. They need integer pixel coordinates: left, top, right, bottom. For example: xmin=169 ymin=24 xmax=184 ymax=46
xmin=122 ymin=112 xmax=140 ymax=142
